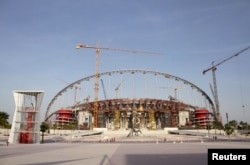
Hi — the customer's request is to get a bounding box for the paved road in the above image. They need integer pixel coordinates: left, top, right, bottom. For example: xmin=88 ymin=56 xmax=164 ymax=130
xmin=1 ymin=141 xmax=250 ymax=165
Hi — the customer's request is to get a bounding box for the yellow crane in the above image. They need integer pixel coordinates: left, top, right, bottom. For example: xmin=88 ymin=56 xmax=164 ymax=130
xmin=76 ymin=43 xmax=163 ymax=128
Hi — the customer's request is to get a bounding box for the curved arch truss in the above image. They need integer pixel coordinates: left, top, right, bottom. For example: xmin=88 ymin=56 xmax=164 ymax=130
xmin=45 ymin=69 xmax=215 ymax=129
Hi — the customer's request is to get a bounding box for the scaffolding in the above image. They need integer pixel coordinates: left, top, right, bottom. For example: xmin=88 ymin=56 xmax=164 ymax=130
xmin=8 ymin=91 xmax=44 ymax=144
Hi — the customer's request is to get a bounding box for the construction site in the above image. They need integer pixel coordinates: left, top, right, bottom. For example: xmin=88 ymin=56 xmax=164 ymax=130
xmin=44 ymin=43 xmax=219 ymax=133
xmin=44 ymin=44 xmax=249 ymax=133
xmin=8 ymin=43 xmax=250 ymax=144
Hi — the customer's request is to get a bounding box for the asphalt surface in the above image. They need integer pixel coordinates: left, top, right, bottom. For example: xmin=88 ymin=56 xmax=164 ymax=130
xmin=1 ymin=140 xmax=250 ymax=165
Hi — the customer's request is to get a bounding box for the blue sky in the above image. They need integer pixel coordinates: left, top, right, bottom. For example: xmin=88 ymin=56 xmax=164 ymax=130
xmin=1 ymin=0 xmax=250 ymax=124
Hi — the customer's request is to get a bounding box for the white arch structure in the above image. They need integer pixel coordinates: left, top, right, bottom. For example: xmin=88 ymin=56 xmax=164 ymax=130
xmin=45 ymin=69 xmax=215 ymax=122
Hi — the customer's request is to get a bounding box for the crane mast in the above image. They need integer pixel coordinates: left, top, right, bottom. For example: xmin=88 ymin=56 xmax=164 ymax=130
xmin=57 ymin=78 xmax=81 ymax=105
xmin=203 ymin=45 xmax=250 ymax=123
xmin=115 ymin=79 xmax=124 ymax=99
xmin=76 ymin=43 xmax=163 ymax=128
xmin=101 ymin=79 xmax=107 ymax=99
xmin=158 ymin=86 xmax=185 ymax=100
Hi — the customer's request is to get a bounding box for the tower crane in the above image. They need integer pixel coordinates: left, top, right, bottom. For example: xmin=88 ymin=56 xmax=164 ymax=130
xmin=100 ymin=79 xmax=107 ymax=99
xmin=203 ymin=45 xmax=250 ymax=123
xmin=76 ymin=43 xmax=163 ymax=128
xmin=57 ymin=78 xmax=81 ymax=121
xmin=115 ymin=79 xmax=123 ymax=98
xmin=57 ymin=78 xmax=81 ymax=105
xmin=158 ymin=86 xmax=186 ymax=100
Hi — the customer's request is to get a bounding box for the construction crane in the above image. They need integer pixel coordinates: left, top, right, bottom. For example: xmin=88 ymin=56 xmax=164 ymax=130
xmin=57 ymin=78 xmax=81 ymax=121
xmin=158 ymin=86 xmax=186 ymax=100
xmin=173 ymin=86 xmax=186 ymax=100
xmin=100 ymin=79 xmax=107 ymax=99
xmin=57 ymin=78 xmax=81 ymax=105
xmin=115 ymin=79 xmax=123 ymax=98
xmin=76 ymin=43 xmax=163 ymax=128
xmin=203 ymin=45 xmax=250 ymax=123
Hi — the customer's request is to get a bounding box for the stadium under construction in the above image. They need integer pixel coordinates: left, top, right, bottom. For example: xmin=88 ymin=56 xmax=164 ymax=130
xmin=45 ymin=69 xmax=215 ymax=131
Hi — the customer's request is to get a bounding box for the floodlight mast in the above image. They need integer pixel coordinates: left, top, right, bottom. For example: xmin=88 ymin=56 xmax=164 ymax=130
xmin=203 ymin=45 xmax=250 ymax=123
xmin=76 ymin=43 xmax=163 ymax=128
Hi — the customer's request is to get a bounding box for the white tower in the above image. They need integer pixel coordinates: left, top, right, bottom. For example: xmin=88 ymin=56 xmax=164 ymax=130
xmin=8 ymin=91 xmax=44 ymax=144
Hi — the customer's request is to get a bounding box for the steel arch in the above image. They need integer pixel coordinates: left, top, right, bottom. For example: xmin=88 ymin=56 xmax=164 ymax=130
xmin=45 ymin=69 xmax=215 ymax=120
